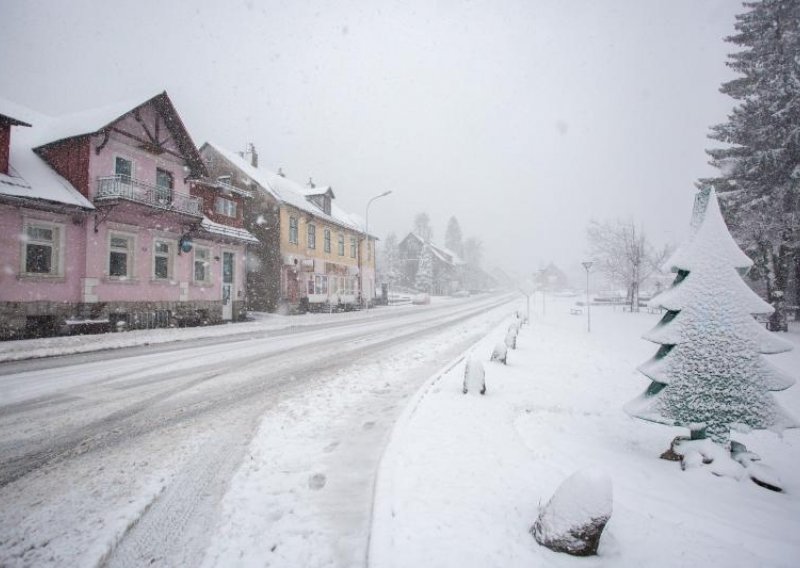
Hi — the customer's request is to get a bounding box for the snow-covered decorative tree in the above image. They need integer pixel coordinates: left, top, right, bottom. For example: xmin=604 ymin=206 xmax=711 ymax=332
xmin=703 ymin=0 xmax=800 ymax=329
xmin=415 ymin=244 xmax=434 ymax=293
xmin=625 ymin=188 xmax=796 ymax=445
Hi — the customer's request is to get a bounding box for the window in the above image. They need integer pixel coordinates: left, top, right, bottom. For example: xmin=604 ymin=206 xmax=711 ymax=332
xmin=153 ymin=240 xmax=172 ymax=279
xmin=215 ymin=197 xmax=237 ymax=218
xmin=338 ymin=233 xmax=345 ymax=256
xmin=307 ymin=223 xmax=316 ymax=249
xmin=314 ymin=274 xmax=328 ymax=295
xmin=109 ymin=233 xmax=134 ymax=278
xmin=350 ymin=236 xmax=357 ymax=258
xmin=289 ymin=216 xmax=298 ymax=244
xmin=23 ymin=223 xmax=61 ymax=275
xmin=324 ymin=228 xmax=331 ymax=253
xmin=156 ymin=168 xmax=173 ymax=204
xmin=115 ymin=156 xmax=132 ymax=180
xmin=194 ymin=247 xmax=211 ymax=283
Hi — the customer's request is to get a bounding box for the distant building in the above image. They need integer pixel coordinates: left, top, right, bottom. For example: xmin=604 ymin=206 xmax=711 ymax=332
xmin=200 ymin=142 xmax=377 ymax=313
xmin=397 ymin=232 xmax=464 ymax=295
xmin=0 ymin=92 xmax=256 ymax=339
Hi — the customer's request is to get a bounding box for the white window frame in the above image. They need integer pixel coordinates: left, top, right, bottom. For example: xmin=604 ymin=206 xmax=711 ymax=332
xmin=193 ymin=246 xmax=212 ymax=284
xmin=21 ymin=219 xmax=64 ymax=277
xmin=324 ymin=228 xmax=331 ymax=253
xmin=215 ymin=197 xmax=237 ymax=218
xmin=338 ymin=232 xmax=345 ymax=256
xmin=114 ymin=155 xmax=134 ymax=180
xmin=153 ymin=239 xmax=174 ymax=280
xmin=289 ymin=216 xmax=299 ymax=244
xmin=350 ymin=236 xmax=357 ymax=259
xmin=107 ymin=231 xmax=136 ymax=279
xmin=307 ymin=223 xmax=316 ymax=249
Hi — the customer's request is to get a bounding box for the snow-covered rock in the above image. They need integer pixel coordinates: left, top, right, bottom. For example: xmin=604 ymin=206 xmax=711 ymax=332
xmin=531 ymin=468 xmax=612 ymax=556
xmin=490 ymin=342 xmax=508 ymax=365
xmin=463 ymin=356 xmax=486 ymax=395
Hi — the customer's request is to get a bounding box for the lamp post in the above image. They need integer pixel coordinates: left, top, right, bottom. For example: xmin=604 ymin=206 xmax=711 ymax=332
xmin=363 ymin=190 xmax=392 ymax=308
xmin=582 ymin=261 xmax=594 ymax=332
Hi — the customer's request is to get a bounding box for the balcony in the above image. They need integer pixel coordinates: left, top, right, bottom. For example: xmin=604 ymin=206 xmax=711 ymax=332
xmin=95 ymin=175 xmax=203 ymax=217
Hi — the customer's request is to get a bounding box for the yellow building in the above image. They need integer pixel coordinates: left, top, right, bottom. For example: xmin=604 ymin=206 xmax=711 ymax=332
xmin=200 ymin=142 xmax=376 ymax=312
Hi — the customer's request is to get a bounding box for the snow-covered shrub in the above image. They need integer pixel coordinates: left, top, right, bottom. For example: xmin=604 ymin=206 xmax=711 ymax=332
xmin=505 ymin=328 xmax=517 ymax=350
xmin=625 ymin=189 xmax=796 ymax=446
xmin=462 ymin=356 xmax=486 ymax=395
xmin=531 ymin=468 xmax=612 ymax=556
xmin=490 ymin=342 xmax=507 ymax=365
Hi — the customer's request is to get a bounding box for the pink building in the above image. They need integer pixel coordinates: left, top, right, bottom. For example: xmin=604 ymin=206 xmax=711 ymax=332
xmin=0 ymin=93 xmax=256 ymax=339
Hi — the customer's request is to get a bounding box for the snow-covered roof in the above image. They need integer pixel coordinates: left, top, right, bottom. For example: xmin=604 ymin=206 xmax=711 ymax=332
xmin=0 ymin=97 xmax=94 ymax=210
xmin=199 ymin=216 xmax=259 ymax=244
xmin=204 ymin=141 xmax=371 ymax=235
xmin=402 ymin=232 xmax=465 ymax=266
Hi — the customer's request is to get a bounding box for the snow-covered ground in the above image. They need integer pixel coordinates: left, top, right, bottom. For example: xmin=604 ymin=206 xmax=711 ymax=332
xmin=370 ymin=297 xmax=800 ymax=567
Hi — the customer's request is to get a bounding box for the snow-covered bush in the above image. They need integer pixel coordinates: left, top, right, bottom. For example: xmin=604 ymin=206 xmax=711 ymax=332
xmin=531 ymin=468 xmax=612 ymax=556
xmin=625 ymin=188 xmax=796 ymax=446
xmin=490 ymin=342 xmax=507 ymax=365
xmin=505 ymin=328 xmax=517 ymax=350
xmin=462 ymin=356 xmax=486 ymax=395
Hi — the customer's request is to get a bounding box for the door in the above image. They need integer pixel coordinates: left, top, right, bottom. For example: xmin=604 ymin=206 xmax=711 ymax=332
xmin=287 ymin=269 xmax=299 ymax=303
xmin=222 ymin=251 xmax=234 ymax=320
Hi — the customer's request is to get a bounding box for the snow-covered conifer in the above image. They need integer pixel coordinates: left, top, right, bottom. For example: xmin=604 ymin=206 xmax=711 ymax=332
xmin=625 ymin=189 xmax=796 ymax=445
xmin=505 ymin=327 xmax=517 ymax=350
xmin=415 ymin=244 xmax=434 ymax=293
xmin=490 ymin=342 xmax=508 ymax=365
xmin=463 ymin=356 xmax=486 ymax=395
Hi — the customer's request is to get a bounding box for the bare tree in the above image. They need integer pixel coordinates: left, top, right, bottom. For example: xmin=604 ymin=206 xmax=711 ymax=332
xmin=587 ymin=219 xmax=672 ymax=311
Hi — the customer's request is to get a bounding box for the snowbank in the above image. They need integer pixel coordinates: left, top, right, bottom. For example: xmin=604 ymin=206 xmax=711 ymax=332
xmin=370 ymin=298 xmax=800 ymax=567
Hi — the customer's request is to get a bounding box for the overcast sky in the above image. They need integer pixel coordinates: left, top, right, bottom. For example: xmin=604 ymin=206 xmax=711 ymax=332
xmin=0 ymin=0 xmax=742 ymax=282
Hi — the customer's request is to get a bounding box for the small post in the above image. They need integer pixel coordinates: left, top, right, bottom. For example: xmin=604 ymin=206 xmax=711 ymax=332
xmin=582 ymin=261 xmax=594 ymax=333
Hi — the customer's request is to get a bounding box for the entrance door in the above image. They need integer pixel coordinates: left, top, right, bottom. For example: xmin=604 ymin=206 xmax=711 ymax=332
xmin=222 ymin=251 xmax=234 ymax=320
xmin=287 ymin=269 xmax=299 ymax=303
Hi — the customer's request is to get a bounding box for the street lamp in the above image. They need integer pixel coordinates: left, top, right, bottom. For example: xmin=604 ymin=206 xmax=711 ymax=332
xmin=582 ymin=261 xmax=594 ymax=332
xmin=363 ymin=190 xmax=393 ymax=308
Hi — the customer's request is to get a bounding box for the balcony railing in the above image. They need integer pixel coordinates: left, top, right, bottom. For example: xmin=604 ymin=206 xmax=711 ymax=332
xmin=96 ymin=175 xmax=203 ymax=217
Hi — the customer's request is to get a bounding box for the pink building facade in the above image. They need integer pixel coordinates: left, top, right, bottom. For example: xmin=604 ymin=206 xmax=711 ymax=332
xmin=0 ymin=93 xmax=256 ymax=339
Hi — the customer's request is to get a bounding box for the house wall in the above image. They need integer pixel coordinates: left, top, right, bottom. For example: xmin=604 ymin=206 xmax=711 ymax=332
xmin=0 ymin=124 xmax=10 ymax=174
xmin=280 ymin=205 xmax=367 ymax=308
xmin=0 ymin=204 xmax=88 ymax=338
xmin=192 ymin=183 xmax=245 ymax=229
xmin=88 ymin=130 xmax=192 ymax=200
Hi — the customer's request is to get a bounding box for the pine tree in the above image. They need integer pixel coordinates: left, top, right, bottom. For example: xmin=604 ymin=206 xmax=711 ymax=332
xmin=445 ymin=216 xmax=464 ymax=258
xmin=415 ymin=244 xmax=434 ymax=293
xmin=704 ymin=0 xmax=800 ymax=328
xmin=625 ymin=189 xmax=796 ymax=445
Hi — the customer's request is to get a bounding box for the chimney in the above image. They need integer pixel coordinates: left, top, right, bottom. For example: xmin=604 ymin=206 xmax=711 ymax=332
xmin=307 ymin=177 xmax=315 ymax=188
xmin=248 ymin=143 xmax=258 ymax=168
xmin=277 ymin=168 xmax=286 ymax=177
xmin=239 ymin=143 xmax=259 ymax=168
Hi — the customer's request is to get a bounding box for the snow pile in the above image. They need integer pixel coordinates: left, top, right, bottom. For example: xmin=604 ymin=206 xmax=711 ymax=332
xmin=531 ymin=467 xmax=612 ymax=556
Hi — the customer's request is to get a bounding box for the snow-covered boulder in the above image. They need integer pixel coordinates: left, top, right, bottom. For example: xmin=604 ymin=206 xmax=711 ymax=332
xmin=505 ymin=328 xmax=517 ymax=350
xmin=490 ymin=342 xmax=508 ymax=365
xmin=462 ymin=356 xmax=486 ymax=395
xmin=531 ymin=468 xmax=612 ymax=557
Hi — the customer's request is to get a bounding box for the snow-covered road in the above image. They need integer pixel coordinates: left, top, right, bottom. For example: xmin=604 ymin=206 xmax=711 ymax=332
xmin=0 ymin=294 xmax=515 ymax=567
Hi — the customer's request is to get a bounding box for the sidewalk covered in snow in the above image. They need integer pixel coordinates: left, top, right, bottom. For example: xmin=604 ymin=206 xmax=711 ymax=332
xmin=369 ymin=298 xmax=800 ymax=568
